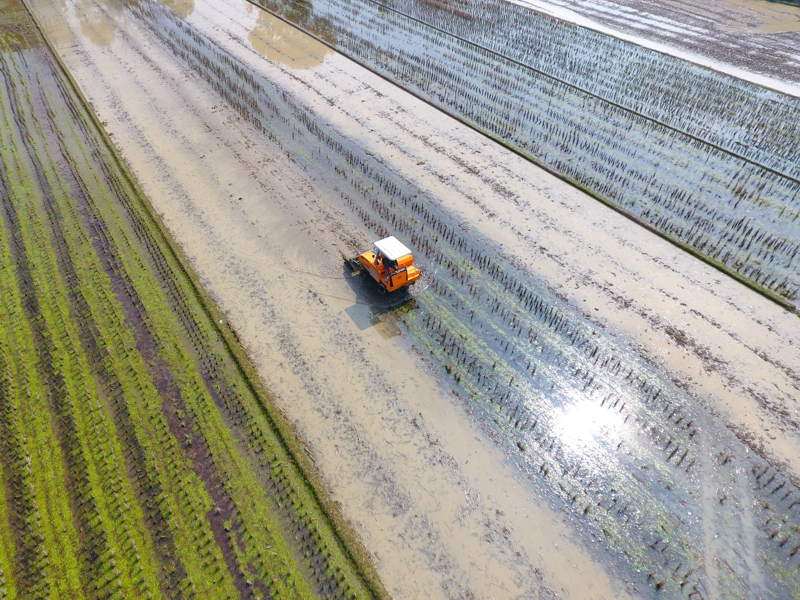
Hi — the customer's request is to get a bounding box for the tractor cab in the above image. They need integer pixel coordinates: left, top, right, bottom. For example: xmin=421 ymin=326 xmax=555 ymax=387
xmin=356 ymin=236 xmax=421 ymax=294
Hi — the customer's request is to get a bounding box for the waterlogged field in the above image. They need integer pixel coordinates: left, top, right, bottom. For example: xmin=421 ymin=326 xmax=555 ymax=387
xmin=0 ymin=0 xmax=384 ymax=597
xmin=56 ymin=0 xmax=800 ymax=595
xmin=250 ymin=0 xmax=800 ymax=311
xmin=512 ymin=0 xmax=800 ymax=88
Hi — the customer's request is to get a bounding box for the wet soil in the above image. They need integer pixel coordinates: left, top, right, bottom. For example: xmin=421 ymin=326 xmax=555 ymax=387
xmin=24 ymin=0 xmax=800 ymax=596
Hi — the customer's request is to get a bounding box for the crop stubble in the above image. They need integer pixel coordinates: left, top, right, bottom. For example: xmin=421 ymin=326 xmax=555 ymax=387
xmin=0 ymin=0 xmax=385 ymax=597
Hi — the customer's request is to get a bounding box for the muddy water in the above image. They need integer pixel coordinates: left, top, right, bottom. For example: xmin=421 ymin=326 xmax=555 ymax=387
xmin=161 ymin=0 xmax=193 ymax=18
xmin=245 ymin=4 xmax=331 ymax=68
xmin=26 ymin=0 xmax=800 ymax=595
xmin=273 ymin=35 xmax=800 ymax=482
xmin=26 ymin=0 xmax=631 ymax=596
xmin=72 ymin=0 xmax=123 ymax=44
xmin=671 ymin=0 xmax=800 ymax=33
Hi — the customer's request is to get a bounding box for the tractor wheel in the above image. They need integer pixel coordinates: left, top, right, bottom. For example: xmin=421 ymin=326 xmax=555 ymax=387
xmin=378 ymin=283 xmax=387 ymax=295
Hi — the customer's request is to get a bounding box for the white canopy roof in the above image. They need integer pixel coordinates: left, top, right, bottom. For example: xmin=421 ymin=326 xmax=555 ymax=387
xmin=374 ymin=236 xmax=412 ymax=261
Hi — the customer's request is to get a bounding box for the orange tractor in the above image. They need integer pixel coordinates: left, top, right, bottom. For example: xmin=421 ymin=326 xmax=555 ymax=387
xmin=353 ymin=236 xmax=421 ymax=294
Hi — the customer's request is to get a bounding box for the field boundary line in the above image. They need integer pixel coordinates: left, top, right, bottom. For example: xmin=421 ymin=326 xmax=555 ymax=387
xmin=17 ymin=1 xmax=392 ymax=596
xmin=245 ymin=0 xmax=799 ymax=317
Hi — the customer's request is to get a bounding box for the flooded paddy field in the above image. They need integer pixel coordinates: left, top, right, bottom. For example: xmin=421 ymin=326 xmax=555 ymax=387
xmin=513 ymin=0 xmax=800 ymax=88
xmin=0 ymin=0 xmax=384 ymax=597
xmin=239 ymin=0 xmax=800 ymax=313
xmin=15 ymin=0 xmax=800 ymax=597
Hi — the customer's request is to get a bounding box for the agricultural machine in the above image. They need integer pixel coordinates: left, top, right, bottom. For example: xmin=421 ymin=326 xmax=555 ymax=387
xmin=351 ymin=236 xmax=421 ymax=294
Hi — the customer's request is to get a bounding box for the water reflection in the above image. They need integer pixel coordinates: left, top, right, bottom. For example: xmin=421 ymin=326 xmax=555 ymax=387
xmin=159 ymin=0 xmax=194 ymax=19
xmin=554 ymin=398 xmax=624 ymax=453
xmin=74 ymin=0 xmax=124 ymax=46
xmin=246 ymin=3 xmax=331 ymax=69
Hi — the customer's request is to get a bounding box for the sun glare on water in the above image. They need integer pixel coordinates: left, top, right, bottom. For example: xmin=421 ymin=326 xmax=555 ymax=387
xmin=554 ymin=398 xmax=625 ymax=453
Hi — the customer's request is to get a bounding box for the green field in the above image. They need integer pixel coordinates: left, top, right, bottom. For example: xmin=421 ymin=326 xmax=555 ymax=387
xmin=0 ymin=0 xmax=385 ymax=597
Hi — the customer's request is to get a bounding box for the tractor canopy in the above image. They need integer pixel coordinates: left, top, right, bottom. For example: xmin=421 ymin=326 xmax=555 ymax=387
xmin=374 ymin=236 xmax=413 ymax=261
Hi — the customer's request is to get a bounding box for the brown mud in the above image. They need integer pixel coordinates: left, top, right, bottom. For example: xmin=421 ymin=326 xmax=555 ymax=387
xmin=246 ymin=3 xmax=330 ymax=69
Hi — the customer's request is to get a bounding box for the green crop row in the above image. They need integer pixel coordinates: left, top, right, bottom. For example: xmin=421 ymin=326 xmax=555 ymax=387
xmin=1 ymin=0 xmax=387 ymax=596
xmin=2 ymin=37 xmax=145 ymax=600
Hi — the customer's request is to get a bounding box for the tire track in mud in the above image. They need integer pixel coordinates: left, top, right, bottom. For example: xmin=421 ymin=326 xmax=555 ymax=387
xmin=107 ymin=1 xmax=800 ymax=594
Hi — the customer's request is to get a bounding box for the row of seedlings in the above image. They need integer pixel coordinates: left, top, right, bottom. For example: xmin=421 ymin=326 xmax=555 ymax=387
xmin=253 ymin=0 xmax=800 ymax=307
xmin=0 ymin=49 xmax=164 ymax=598
xmin=376 ymin=0 xmax=800 ymax=181
xmin=61 ymin=7 xmax=377 ymax=594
